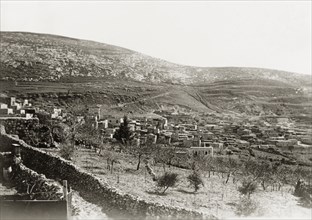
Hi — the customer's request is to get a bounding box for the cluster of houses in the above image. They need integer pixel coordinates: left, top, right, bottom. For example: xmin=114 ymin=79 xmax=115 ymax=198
xmin=0 ymin=96 xmax=35 ymax=119
xmin=1 ymin=96 xmax=310 ymax=159
xmin=83 ymin=106 xmax=311 ymax=158
xmin=0 ymin=95 xmax=65 ymax=121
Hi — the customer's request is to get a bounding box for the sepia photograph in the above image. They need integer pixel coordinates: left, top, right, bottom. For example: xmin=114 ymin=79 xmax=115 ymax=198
xmin=0 ymin=0 xmax=311 ymax=219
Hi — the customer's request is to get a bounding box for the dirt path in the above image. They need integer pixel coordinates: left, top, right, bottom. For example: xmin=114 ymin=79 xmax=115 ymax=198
xmin=71 ymin=190 xmax=111 ymax=220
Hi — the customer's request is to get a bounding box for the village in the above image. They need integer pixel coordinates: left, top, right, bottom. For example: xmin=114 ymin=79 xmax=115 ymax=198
xmin=1 ymin=1 xmax=311 ymax=218
xmin=1 ymin=95 xmax=311 ymax=166
xmin=1 ymin=94 xmax=312 ymax=219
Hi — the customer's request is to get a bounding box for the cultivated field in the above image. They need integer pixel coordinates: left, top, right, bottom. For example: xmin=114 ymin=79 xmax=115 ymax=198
xmin=43 ymin=147 xmax=312 ymax=219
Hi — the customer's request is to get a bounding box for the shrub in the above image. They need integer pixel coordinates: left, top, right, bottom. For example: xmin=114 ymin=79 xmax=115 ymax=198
xmin=235 ymin=196 xmax=258 ymax=216
xmin=156 ymin=172 xmax=178 ymax=194
xmin=294 ymin=179 xmax=312 ymax=208
xmin=238 ymin=178 xmax=257 ymax=197
xmin=187 ymin=171 xmax=204 ymax=192
xmin=60 ymin=143 xmax=75 ymax=160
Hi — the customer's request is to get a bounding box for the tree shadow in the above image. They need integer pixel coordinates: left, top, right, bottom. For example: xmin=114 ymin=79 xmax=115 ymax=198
xmin=145 ymin=190 xmax=167 ymax=196
xmin=176 ymin=188 xmax=196 ymax=194
xmin=297 ymin=197 xmax=312 ymax=209
xmin=82 ymin=165 xmax=102 ymax=170
xmin=124 ymin=168 xmax=137 ymax=174
xmin=226 ymin=202 xmax=237 ymax=207
xmin=94 ymin=171 xmax=107 ymax=175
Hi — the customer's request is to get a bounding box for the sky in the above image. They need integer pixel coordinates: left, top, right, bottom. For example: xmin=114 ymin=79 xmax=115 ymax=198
xmin=1 ymin=1 xmax=311 ymax=75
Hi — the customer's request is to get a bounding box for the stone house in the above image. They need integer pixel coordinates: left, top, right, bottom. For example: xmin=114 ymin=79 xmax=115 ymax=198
xmin=189 ymin=146 xmax=214 ymax=157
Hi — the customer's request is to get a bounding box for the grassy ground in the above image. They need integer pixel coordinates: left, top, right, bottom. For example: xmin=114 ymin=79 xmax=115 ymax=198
xmin=56 ymin=147 xmax=312 ymax=219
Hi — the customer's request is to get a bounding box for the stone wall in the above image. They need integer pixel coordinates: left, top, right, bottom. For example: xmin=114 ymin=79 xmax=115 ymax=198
xmin=0 ymin=118 xmax=39 ymax=144
xmin=0 ymin=153 xmax=63 ymax=200
xmin=0 ymin=125 xmax=215 ymax=219
xmin=11 ymin=163 xmax=64 ymax=200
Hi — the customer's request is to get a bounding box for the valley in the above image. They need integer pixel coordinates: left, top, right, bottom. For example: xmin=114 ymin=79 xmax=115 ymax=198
xmin=0 ymin=31 xmax=311 ymax=220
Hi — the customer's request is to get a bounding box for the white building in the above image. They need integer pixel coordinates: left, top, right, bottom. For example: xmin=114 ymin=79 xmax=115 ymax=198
xmin=0 ymin=103 xmax=8 ymax=109
xmin=189 ymin=146 xmax=214 ymax=157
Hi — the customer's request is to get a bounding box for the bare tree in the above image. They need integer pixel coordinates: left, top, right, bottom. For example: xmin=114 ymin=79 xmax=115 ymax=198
xmin=224 ymin=157 xmax=240 ymax=184
xmin=102 ymin=149 xmax=119 ymax=174
xmin=154 ymin=144 xmax=177 ymax=172
xmin=134 ymin=143 xmax=158 ymax=170
xmin=242 ymin=159 xmax=273 ymax=190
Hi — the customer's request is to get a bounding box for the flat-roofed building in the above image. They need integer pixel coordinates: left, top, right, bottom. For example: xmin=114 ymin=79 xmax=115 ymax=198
xmin=189 ymin=146 xmax=214 ymax=157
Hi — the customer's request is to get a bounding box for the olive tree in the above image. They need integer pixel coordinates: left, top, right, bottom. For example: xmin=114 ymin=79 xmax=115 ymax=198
xmin=156 ymin=172 xmax=179 ymax=194
xmin=187 ymin=171 xmax=204 ymax=192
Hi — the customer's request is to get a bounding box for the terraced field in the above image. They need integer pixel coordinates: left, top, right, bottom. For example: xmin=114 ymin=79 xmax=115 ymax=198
xmin=0 ymin=32 xmax=311 ymax=120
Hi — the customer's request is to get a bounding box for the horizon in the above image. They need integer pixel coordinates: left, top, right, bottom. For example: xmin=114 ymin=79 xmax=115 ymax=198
xmin=1 ymin=1 xmax=311 ymax=75
xmin=0 ymin=30 xmax=310 ymax=76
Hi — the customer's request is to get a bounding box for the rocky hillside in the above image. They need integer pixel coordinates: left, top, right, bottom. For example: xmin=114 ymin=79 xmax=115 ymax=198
xmin=0 ymin=32 xmax=309 ymax=86
xmin=1 ymin=32 xmax=311 ymax=120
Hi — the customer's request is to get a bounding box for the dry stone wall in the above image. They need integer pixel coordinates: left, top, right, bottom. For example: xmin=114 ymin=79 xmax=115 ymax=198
xmin=11 ymin=163 xmax=64 ymax=200
xmin=0 ymin=153 xmax=63 ymax=200
xmin=0 ymin=118 xmax=39 ymax=144
xmin=0 ymin=125 xmax=215 ymax=219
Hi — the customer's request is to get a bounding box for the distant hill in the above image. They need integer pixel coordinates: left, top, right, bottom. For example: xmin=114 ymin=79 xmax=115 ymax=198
xmin=0 ymin=31 xmax=311 ymax=120
xmin=0 ymin=32 xmax=309 ymax=86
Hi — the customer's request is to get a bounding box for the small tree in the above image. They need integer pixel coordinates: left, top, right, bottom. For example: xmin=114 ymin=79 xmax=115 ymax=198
xmin=154 ymin=145 xmax=177 ymax=172
xmin=202 ymin=155 xmax=215 ymax=178
xmin=102 ymin=150 xmax=119 ymax=174
xmin=59 ymin=120 xmax=83 ymax=160
xmin=271 ymin=163 xmax=290 ymax=191
xmin=236 ymin=176 xmax=259 ymax=216
xmin=238 ymin=177 xmax=257 ymax=197
xmin=113 ymin=115 xmax=132 ymax=147
xmin=156 ymin=172 xmax=179 ymax=194
xmin=242 ymin=159 xmax=272 ymax=190
xmin=224 ymin=157 xmax=239 ymax=184
xmin=294 ymin=179 xmax=312 ymax=208
xmin=134 ymin=142 xmax=158 ymax=171
xmin=187 ymin=171 xmax=204 ymax=192
xmin=135 ymin=143 xmax=149 ymax=170
xmin=60 ymin=143 xmax=75 ymax=160
xmin=235 ymin=196 xmax=258 ymax=217
xmin=144 ymin=158 xmax=157 ymax=181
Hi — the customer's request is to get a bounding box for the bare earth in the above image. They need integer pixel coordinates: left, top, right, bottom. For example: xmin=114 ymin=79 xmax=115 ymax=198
xmin=71 ymin=190 xmax=110 ymax=220
xmin=66 ymin=148 xmax=311 ymax=219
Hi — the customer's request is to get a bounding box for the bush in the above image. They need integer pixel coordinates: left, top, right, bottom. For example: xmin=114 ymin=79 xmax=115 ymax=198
xmin=238 ymin=178 xmax=257 ymax=197
xmin=235 ymin=196 xmax=258 ymax=216
xmin=156 ymin=172 xmax=178 ymax=194
xmin=294 ymin=179 xmax=312 ymax=208
xmin=60 ymin=143 xmax=75 ymax=160
xmin=187 ymin=171 xmax=204 ymax=192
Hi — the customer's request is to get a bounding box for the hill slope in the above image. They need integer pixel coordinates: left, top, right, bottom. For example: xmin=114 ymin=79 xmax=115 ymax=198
xmin=0 ymin=32 xmax=311 ymax=119
xmin=0 ymin=32 xmax=309 ymax=86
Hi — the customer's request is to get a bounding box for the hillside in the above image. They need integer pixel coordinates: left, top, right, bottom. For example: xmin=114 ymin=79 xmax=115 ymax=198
xmin=0 ymin=31 xmax=311 ymax=118
xmin=0 ymin=32 xmax=309 ymax=85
